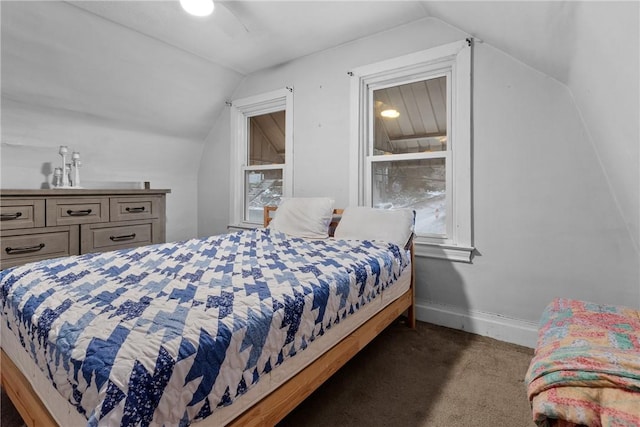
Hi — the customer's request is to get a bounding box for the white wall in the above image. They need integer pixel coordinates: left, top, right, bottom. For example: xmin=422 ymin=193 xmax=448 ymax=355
xmin=198 ymin=107 xmax=232 ymax=238
xmin=419 ymin=42 xmax=638 ymax=344
xmin=0 ymin=1 xmax=242 ymax=242
xmin=567 ymin=1 xmax=639 ymax=251
xmin=417 ymin=0 xmax=640 ymax=259
xmin=199 ymin=17 xmax=639 ymax=346
xmin=1 ymin=99 xmax=200 ymax=242
xmin=203 ymin=18 xmax=465 ymax=232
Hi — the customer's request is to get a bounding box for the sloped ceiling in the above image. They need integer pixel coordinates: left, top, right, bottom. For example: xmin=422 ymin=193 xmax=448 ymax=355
xmin=2 ymin=1 xmax=638 ymax=246
xmin=1 ymin=1 xmax=430 ymax=140
xmin=0 ymin=0 xmax=593 ymax=139
xmin=1 ymin=1 xmax=243 ymax=139
xmin=421 ymin=1 xmax=579 ymax=84
xmin=69 ymin=1 xmax=430 ymax=75
xmin=426 ymin=1 xmax=638 ymax=248
xmin=1 ymin=1 xmax=610 ymax=141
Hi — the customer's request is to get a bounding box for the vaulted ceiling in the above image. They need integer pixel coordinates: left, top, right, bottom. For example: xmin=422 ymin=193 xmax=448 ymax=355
xmin=1 ymin=1 xmax=592 ymax=140
xmin=69 ymin=1 xmax=431 ymax=75
xmin=2 ymin=1 xmax=638 ymax=247
xmin=61 ymin=1 xmax=585 ymax=83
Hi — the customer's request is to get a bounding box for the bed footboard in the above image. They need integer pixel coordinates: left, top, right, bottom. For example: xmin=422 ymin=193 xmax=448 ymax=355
xmin=1 ymin=349 xmax=57 ymax=427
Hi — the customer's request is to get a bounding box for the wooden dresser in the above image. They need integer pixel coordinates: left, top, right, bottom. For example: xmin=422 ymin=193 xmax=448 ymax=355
xmin=0 ymin=189 xmax=170 ymax=270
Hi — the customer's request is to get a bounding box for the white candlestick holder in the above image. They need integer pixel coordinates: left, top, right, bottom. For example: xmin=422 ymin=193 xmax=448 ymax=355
xmin=58 ymin=145 xmax=70 ymax=187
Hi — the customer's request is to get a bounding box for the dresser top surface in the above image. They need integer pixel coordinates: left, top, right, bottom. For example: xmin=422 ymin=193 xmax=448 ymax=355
xmin=1 ymin=189 xmax=171 ymax=197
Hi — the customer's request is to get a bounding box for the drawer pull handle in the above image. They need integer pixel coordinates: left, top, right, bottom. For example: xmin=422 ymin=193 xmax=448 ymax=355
xmin=126 ymin=207 xmax=146 ymax=213
xmin=1 ymin=212 xmax=23 ymax=221
xmin=110 ymin=233 xmax=136 ymax=242
xmin=5 ymin=243 xmax=45 ymax=255
xmin=66 ymin=209 xmax=92 ymax=216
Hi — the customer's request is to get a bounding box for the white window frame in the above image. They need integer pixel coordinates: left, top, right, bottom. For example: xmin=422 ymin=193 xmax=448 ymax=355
xmin=349 ymin=40 xmax=473 ymax=262
xmin=229 ymin=88 xmax=293 ymax=228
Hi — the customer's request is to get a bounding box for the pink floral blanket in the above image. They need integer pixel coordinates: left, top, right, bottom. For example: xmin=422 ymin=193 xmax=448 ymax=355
xmin=525 ymin=298 xmax=640 ymax=427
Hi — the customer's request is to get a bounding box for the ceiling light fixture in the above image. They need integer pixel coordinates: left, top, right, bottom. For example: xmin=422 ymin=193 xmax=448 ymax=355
xmin=380 ymin=109 xmax=400 ymax=118
xmin=180 ymin=0 xmax=214 ymax=17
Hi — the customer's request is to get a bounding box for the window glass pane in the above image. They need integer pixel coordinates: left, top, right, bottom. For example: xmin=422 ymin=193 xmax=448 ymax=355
xmin=245 ymin=169 xmax=283 ymax=223
xmin=373 ymin=76 xmax=447 ymax=155
xmin=249 ymin=110 xmax=286 ymax=166
xmin=372 ymin=159 xmax=446 ymax=236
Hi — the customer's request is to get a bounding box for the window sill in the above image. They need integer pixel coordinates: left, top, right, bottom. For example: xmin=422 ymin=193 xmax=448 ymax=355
xmin=414 ymin=241 xmax=475 ymax=263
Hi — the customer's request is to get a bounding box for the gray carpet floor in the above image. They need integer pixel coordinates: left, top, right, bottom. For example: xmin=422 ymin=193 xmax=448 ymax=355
xmin=1 ymin=320 xmax=536 ymax=427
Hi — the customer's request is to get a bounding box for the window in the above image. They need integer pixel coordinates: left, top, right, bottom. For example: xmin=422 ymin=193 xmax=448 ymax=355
xmin=230 ymin=88 xmax=293 ymax=227
xmin=350 ymin=40 xmax=473 ymax=261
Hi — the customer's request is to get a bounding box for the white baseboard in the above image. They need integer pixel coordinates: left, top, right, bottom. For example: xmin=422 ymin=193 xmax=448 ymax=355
xmin=414 ymin=299 xmax=539 ymax=348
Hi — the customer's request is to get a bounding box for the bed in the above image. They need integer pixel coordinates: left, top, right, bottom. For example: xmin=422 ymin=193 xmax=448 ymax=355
xmin=525 ymin=298 xmax=640 ymax=427
xmin=1 ymin=198 xmax=416 ymax=426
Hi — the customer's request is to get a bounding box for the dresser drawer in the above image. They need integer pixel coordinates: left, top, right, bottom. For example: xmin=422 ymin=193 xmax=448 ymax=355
xmin=1 ymin=226 xmax=79 ymax=270
xmin=110 ymin=196 xmax=161 ymax=222
xmin=0 ymin=199 xmax=45 ymax=230
xmin=1 ymin=189 xmax=168 ymax=269
xmin=81 ymin=220 xmax=158 ymax=253
xmin=46 ymin=197 xmax=109 ymax=226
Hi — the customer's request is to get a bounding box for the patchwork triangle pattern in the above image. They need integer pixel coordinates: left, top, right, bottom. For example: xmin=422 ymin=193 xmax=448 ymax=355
xmin=0 ymin=229 xmax=409 ymax=426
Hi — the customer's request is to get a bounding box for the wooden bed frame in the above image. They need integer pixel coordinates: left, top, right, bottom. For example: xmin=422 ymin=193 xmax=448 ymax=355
xmin=1 ymin=207 xmax=415 ymax=427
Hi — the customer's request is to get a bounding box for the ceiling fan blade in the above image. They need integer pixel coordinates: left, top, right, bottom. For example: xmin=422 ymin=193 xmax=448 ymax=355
xmin=215 ymin=2 xmax=254 ymax=38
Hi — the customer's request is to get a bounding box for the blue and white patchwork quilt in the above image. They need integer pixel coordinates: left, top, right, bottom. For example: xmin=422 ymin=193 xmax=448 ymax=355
xmin=0 ymin=229 xmax=409 ymax=426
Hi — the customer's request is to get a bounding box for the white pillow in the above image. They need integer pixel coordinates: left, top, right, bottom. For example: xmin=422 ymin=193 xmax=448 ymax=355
xmin=268 ymin=197 xmax=335 ymax=239
xmin=334 ymin=206 xmax=415 ymax=248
